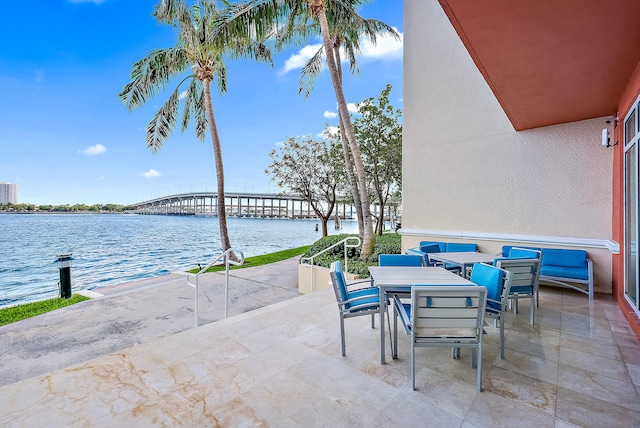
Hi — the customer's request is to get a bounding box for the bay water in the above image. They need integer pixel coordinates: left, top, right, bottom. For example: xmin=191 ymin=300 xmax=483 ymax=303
xmin=0 ymin=213 xmax=358 ymax=309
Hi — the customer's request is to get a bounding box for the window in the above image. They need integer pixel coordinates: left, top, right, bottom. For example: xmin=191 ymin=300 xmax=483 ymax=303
xmin=624 ymin=101 xmax=640 ymax=311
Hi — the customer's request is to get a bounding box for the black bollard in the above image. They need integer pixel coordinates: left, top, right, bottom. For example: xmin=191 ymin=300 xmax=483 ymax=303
xmin=55 ymin=254 xmax=74 ymax=299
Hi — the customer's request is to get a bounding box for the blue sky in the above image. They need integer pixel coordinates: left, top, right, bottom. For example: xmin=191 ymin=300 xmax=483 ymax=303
xmin=0 ymin=0 xmax=403 ymax=206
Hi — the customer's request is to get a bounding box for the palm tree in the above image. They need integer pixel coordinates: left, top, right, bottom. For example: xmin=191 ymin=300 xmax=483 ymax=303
xmin=293 ymin=8 xmax=398 ymax=239
xmin=119 ymin=0 xmax=270 ymax=257
xmin=214 ymin=0 xmax=395 ymax=258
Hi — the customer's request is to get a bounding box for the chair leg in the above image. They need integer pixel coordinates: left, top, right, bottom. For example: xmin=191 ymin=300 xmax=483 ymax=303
xmin=340 ymin=316 xmax=347 ymax=357
xmin=392 ymin=307 xmax=398 ymax=359
xmin=370 ymin=313 xmax=375 ymax=329
xmin=477 ymin=344 xmax=483 ymax=392
xmin=530 ymin=296 xmax=535 ymax=325
xmin=411 ymin=342 xmax=416 ymax=390
xmin=499 ymin=317 xmax=505 ymax=359
xmin=386 ymin=308 xmax=395 ymax=359
xmin=470 ymin=348 xmax=476 ymax=368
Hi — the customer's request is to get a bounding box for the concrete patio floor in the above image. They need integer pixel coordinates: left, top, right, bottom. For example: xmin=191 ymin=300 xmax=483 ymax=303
xmin=0 ymin=262 xmax=639 ymax=427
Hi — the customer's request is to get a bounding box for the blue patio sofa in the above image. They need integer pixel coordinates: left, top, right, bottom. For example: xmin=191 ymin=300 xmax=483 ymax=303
xmin=539 ymin=248 xmax=594 ymax=300
xmin=501 ymin=245 xmax=594 ymax=299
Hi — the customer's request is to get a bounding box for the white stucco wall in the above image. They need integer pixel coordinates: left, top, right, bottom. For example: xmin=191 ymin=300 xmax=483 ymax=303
xmin=402 ymin=1 xmax=614 ymax=293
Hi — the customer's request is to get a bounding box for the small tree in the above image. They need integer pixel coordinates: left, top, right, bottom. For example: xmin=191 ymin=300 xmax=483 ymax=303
xmin=353 ymin=84 xmax=402 ymax=235
xmin=266 ymin=133 xmax=343 ymax=236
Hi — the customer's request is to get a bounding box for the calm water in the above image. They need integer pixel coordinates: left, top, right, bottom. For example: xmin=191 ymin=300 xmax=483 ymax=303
xmin=0 ymin=214 xmax=358 ymax=308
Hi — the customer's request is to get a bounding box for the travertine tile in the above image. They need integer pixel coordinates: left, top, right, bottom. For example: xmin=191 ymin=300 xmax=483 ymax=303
xmin=557 ymin=364 xmax=640 ymax=411
xmin=556 ymin=386 xmax=640 ymax=428
xmin=559 ymin=347 xmax=629 ymax=382
xmin=464 ymin=389 xmax=556 ymax=427
xmin=484 ymin=366 xmax=556 ymax=414
xmin=560 ymin=330 xmax=622 ymax=360
xmin=493 ymin=348 xmax=559 ymax=384
xmin=0 ymin=286 xmax=638 ymax=427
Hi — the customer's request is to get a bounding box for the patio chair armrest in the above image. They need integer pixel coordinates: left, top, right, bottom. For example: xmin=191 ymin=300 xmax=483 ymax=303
xmin=486 ymin=297 xmax=508 ymax=312
xmin=346 ymin=278 xmax=374 ymax=288
xmin=393 ymin=295 xmax=412 ymax=335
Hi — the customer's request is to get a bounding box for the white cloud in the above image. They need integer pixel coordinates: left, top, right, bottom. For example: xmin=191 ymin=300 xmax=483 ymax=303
xmin=347 ymin=103 xmax=359 ymax=113
xmin=281 ymin=44 xmax=323 ymax=74
xmin=82 ymin=144 xmax=107 ymax=156
xmin=360 ymin=28 xmax=403 ymax=61
xmin=324 ymin=111 xmax=338 ymax=119
xmin=280 ymin=28 xmax=402 ymax=74
xmin=318 ymin=126 xmax=340 ymax=139
xmin=141 ymin=169 xmax=160 ymax=178
xmin=179 ymin=91 xmax=187 ymax=100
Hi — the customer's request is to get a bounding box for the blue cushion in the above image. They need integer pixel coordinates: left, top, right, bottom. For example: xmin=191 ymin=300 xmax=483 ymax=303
xmin=508 ymin=248 xmax=541 ymax=259
xmin=470 ymin=263 xmax=504 ymax=303
xmin=540 ymin=265 xmax=589 ymax=281
xmin=419 ymin=243 xmax=442 ymax=254
xmin=510 ymin=285 xmax=533 ymax=294
xmin=446 ymin=242 xmax=477 ymax=252
xmin=333 ymin=262 xmax=350 ymax=307
xmin=347 ymin=287 xmax=380 ymax=312
xmin=379 ymin=254 xmax=423 ymax=267
xmin=541 ymin=249 xmax=587 ymax=269
xmin=501 ymin=245 xmax=541 ymax=257
xmin=419 ymin=241 xmax=447 ymax=252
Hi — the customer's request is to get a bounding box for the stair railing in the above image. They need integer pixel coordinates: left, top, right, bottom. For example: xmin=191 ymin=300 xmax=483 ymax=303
xmin=182 ymin=248 xmax=245 ymax=327
xmin=300 ymin=236 xmax=361 ymax=292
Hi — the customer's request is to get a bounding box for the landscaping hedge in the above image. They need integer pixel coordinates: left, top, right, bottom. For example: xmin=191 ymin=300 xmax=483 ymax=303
xmin=301 ymin=233 xmax=401 ymax=277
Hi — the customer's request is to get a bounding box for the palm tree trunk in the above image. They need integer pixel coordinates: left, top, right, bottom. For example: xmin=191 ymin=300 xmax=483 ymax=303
xmin=315 ymin=7 xmax=374 ymax=258
xmin=334 ymin=43 xmax=364 ymax=237
xmin=203 ymin=78 xmax=234 ymax=255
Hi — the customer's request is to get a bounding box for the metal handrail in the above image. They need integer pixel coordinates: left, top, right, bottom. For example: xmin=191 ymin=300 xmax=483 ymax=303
xmin=181 ymin=248 xmax=245 ymax=327
xmin=300 ymin=236 xmax=361 ymax=292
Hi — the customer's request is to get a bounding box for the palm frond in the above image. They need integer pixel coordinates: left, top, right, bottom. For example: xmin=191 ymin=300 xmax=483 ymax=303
xmin=119 ymin=47 xmax=188 ymax=111
xmin=194 ymin=89 xmax=208 ymax=141
xmin=146 ymin=86 xmax=181 ymax=153
xmin=180 ymin=77 xmax=200 ymax=133
xmin=299 ymin=45 xmax=324 ymax=97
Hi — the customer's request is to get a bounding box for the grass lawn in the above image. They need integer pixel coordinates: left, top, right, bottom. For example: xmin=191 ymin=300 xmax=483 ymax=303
xmin=197 ymin=245 xmax=310 ymax=273
xmin=0 ymin=294 xmax=90 ymax=327
xmin=0 ymin=245 xmax=311 ymax=326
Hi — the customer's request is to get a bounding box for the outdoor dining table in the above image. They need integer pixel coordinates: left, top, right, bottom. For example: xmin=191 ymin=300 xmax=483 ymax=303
xmin=368 ymin=266 xmax=475 ymax=364
xmin=426 ymin=252 xmax=497 ymax=278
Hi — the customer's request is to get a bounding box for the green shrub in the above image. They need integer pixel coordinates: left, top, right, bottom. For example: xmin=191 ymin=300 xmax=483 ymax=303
xmin=301 ymin=233 xmax=402 ymax=277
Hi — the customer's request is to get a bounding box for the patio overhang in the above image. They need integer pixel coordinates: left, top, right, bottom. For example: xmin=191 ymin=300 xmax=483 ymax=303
xmin=438 ymin=0 xmax=640 ymax=130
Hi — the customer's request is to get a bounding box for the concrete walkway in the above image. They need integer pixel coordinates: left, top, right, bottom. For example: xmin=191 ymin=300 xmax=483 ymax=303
xmin=0 ymin=257 xmax=302 ymax=387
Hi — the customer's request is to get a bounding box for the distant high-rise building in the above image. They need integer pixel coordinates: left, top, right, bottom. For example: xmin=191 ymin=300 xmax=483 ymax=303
xmin=0 ymin=183 xmax=18 ymax=204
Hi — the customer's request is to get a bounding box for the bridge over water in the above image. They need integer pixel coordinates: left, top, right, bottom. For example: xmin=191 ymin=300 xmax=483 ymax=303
xmin=130 ymin=192 xmax=357 ymax=219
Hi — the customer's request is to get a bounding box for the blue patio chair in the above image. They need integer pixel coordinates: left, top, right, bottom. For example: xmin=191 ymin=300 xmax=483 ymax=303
xmin=329 ymin=261 xmax=391 ymax=357
xmin=406 ymin=243 xmax=442 ymax=266
xmin=393 ymin=285 xmax=488 ymax=391
xmin=469 ymin=263 xmax=513 ymax=359
xmin=378 ymin=254 xmax=425 ymax=267
xmin=444 ymin=242 xmax=478 ymax=273
xmin=494 ymin=257 xmax=540 ymax=325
